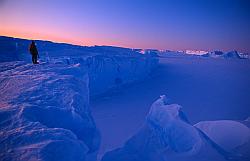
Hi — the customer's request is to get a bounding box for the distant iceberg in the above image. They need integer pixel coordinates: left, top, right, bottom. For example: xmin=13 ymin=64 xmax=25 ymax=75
xmin=202 ymin=51 xmax=242 ymax=59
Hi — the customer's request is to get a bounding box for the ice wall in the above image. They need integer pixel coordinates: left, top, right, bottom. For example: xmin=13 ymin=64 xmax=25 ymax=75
xmin=0 ymin=36 xmax=159 ymax=161
xmin=0 ymin=36 xmax=159 ymax=96
xmin=44 ymin=54 xmax=158 ymax=96
xmin=87 ymin=55 xmax=158 ymax=96
xmin=0 ymin=62 xmax=100 ymax=161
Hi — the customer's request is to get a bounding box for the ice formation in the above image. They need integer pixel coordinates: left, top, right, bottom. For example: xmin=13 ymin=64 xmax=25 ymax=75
xmin=101 ymin=96 xmax=245 ymax=161
xmin=0 ymin=62 xmax=100 ymax=161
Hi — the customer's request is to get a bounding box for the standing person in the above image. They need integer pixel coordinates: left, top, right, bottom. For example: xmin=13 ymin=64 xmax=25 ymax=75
xmin=29 ymin=40 xmax=39 ymax=64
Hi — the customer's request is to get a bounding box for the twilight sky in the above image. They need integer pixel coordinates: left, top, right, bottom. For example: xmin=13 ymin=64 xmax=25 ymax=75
xmin=0 ymin=0 xmax=250 ymax=52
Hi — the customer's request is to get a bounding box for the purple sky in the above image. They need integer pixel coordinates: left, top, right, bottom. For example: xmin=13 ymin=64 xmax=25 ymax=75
xmin=0 ymin=0 xmax=250 ymax=52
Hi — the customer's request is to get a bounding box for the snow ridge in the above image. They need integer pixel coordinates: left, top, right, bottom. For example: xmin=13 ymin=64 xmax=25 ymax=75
xmin=101 ymin=95 xmax=248 ymax=161
xmin=0 ymin=62 xmax=100 ymax=161
xmin=146 ymin=95 xmax=203 ymax=155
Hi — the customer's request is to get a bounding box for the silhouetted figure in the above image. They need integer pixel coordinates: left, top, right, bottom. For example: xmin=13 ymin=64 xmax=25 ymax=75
xmin=29 ymin=40 xmax=39 ymax=64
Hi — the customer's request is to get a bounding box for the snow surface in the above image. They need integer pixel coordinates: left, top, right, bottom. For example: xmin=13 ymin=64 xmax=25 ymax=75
xmin=0 ymin=36 xmax=159 ymax=161
xmin=1 ymin=36 xmax=250 ymax=161
xmin=87 ymin=54 xmax=158 ymax=96
xmin=146 ymin=95 xmax=203 ymax=155
xmin=101 ymin=96 xmax=233 ymax=161
xmin=185 ymin=50 xmax=208 ymax=55
xmin=195 ymin=120 xmax=250 ymax=159
xmin=92 ymin=55 xmax=250 ymax=159
xmin=0 ymin=61 xmax=100 ymax=161
xmin=0 ymin=36 xmax=159 ymax=97
xmin=239 ymin=53 xmax=250 ymax=59
xmin=202 ymin=51 xmax=242 ymax=59
xmin=155 ymin=49 xmax=248 ymax=59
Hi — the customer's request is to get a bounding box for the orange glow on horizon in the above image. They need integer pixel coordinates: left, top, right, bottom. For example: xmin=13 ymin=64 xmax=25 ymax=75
xmin=0 ymin=24 xmax=167 ymax=50
xmin=0 ymin=27 xmax=91 ymax=46
xmin=0 ymin=0 xmax=249 ymax=53
xmin=0 ymin=29 xmax=144 ymax=49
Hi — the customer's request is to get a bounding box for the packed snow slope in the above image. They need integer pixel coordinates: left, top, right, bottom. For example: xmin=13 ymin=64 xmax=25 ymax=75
xmin=0 ymin=61 xmax=100 ymax=161
xmin=91 ymin=55 xmax=250 ymax=158
xmin=102 ymin=95 xmax=250 ymax=161
xmin=195 ymin=120 xmax=250 ymax=160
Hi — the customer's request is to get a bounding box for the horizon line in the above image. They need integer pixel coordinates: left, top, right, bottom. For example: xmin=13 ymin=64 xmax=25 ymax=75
xmin=0 ymin=34 xmax=247 ymax=54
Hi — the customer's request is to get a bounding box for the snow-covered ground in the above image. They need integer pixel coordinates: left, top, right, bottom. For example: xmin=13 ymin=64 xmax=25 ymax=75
xmin=0 ymin=36 xmax=159 ymax=97
xmin=0 ymin=36 xmax=158 ymax=161
xmin=195 ymin=120 xmax=250 ymax=158
xmin=101 ymin=96 xmax=238 ymax=161
xmin=0 ymin=61 xmax=100 ymax=161
xmin=92 ymin=55 xmax=250 ymax=159
xmin=1 ymin=36 xmax=250 ymax=161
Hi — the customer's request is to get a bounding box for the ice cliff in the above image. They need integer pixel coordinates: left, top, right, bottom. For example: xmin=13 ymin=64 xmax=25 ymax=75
xmin=0 ymin=36 xmax=159 ymax=96
xmin=0 ymin=62 xmax=100 ymax=161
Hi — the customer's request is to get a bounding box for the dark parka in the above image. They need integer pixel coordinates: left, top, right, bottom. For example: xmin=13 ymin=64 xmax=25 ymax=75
xmin=29 ymin=41 xmax=39 ymax=64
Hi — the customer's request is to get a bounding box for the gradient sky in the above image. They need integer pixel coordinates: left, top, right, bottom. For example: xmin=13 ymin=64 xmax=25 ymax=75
xmin=0 ymin=0 xmax=250 ymax=52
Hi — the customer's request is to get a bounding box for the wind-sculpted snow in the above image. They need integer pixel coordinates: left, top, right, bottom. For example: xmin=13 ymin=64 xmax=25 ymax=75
xmin=146 ymin=95 xmax=203 ymax=154
xmin=0 ymin=37 xmax=158 ymax=161
xmin=0 ymin=61 xmax=100 ymax=161
xmin=101 ymin=95 xmax=243 ymax=161
xmin=195 ymin=120 xmax=250 ymax=160
xmin=38 ymin=54 xmax=158 ymax=96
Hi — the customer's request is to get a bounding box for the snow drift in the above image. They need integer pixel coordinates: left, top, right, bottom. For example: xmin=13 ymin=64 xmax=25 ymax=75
xmin=101 ymin=95 xmax=248 ymax=161
xmin=195 ymin=120 xmax=250 ymax=160
xmin=0 ymin=61 xmax=100 ymax=161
